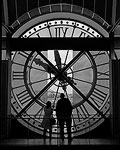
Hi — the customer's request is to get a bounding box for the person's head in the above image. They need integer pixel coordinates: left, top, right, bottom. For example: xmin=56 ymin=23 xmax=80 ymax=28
xmin=46 ymin=101 xmax=51 ymax=108
xmin=60 ymin=93 xmax=65 ymax=99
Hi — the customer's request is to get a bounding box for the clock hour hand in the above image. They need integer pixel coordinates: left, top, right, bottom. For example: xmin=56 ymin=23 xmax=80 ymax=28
xmin=54 ymin=50 xmax=61 ymax=70
xmin=34 ymin=58 xmax=55 ymax=74
xmin=54 ymin=50 xmax=76 ymax=85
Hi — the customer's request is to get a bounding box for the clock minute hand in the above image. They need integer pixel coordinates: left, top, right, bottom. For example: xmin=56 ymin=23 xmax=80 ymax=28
xmin=54 ymin=50 xmax=61 ymax=70
xmin=34 ymin=58 xmax=55 ymax=74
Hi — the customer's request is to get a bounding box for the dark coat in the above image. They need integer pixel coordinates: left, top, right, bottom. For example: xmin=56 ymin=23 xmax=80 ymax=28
xmin=56 ymin=98 xmax=72 ymax=119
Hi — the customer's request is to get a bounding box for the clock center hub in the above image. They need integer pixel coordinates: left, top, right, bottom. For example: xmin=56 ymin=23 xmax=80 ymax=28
xmin=50 ymin=64 xmax=74 ymax=89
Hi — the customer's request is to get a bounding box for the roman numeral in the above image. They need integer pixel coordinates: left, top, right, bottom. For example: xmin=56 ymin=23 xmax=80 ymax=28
xmin=36 ymin=33 xmax=40 ymax=37
xmin=97 ymin=70 xmax=109 ymax=80
xmin=16 ymin=89 xmax=32 ymax=105
xmin=48 ymin=27 xmax=52 ymax=37
xmin=89 ymin=87 xmax=107 ymax=108
xmin=96 ymin=83 xmax=109 ymax=89
xmin=96 ymin=62 xmax=109 ymax=67
xmin=12 ymin=84 xmax=25 ymax=90
xmin=18 ymin=51 xmax=29 ymax=58
xmin=12 ymin=61 xmax=25 ymax=67
xmin=92 ymin=51 xmax=106 ymax=59
xmin=71 ymin=28 xmax=75 ymax=37
xmin=76 ymin=104 xmax=90 ymax=120
xmin=34 ymin=106 xmax=44 ymax=121
xmin=79 ymin=31 xmax=91 ymax=37
xmin=55 ymin=27 xmax=68 ymax=37
xmin=97 ymin=71 xmax=109 ymax=77
xmin=13 ymin=71 xmax=24 ymax=80
xmin=97 ymin=78 xmax=109 ymax=80
xmin=75 ymin=107 xmax=83 ymax=122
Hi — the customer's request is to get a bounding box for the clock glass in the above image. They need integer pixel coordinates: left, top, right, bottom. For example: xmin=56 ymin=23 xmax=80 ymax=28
xmin=11 ymin=19 xmax=109 ymax=137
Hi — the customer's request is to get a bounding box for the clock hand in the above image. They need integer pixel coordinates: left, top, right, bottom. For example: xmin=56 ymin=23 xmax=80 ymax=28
xmin=67 ymin=76 xmax=77 ymax=85
xmin=60 ymin=77 xmax=76 ymax=91
xmin=54 ymin=50 xmax=61 ymax=70
xmin=34 ymin=58 xmax=55 ymax=75
xmin=60 ymin=81 xmax=67 ymax=91
xmin=54 ymin=50 xmax=76 ymax=84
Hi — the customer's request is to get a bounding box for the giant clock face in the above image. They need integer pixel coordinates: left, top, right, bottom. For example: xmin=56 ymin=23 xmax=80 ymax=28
xmin=11 ymin=7 xmax=110 ymax=137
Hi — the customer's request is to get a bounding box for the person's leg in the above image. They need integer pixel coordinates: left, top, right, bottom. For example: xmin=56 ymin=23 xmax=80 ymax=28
xmin=43 ymin=128 xmax=47 ymax=139
xmin=59 ymin=119 xmax=64 ymax=141
xmin=66 ymin=118 xmax=72 ymax=143
xmin=49 ymin=128 xmax=52 ymax=140
xmin=49 ymin=128 xmax=52 ymax=144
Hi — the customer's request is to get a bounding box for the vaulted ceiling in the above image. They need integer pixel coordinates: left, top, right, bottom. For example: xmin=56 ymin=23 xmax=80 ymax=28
xmin=2 ymin=0 xmax=120 ymax=26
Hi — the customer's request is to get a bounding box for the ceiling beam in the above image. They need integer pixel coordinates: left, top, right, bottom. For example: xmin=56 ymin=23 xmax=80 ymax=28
xmin=3 ymin=0 xmax=9 ymax=25
xmin=4 ymin=38 xmax=112 ymax=51
xmin=112 ymin=0 xmax=117 ymax=25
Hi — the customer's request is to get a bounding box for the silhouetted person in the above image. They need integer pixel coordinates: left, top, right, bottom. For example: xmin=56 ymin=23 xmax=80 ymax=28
xmin=56 ymin=93 xmax=72 ymax=144
xmin=41 ymin=101 xmax=52 ymax=142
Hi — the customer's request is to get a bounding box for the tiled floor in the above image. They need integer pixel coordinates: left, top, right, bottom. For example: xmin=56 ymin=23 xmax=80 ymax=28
xmin=0 ymin=138 xmax=119 ymax=146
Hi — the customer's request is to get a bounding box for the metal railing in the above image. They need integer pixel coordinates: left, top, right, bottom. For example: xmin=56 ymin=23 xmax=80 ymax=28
xmin=1 ymin=115 xmax=120 ymax=145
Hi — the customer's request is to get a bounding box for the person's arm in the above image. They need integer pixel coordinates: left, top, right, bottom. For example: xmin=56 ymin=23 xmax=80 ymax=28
xmin=56 ymin=102 xmax=59 ymax=117
xmin=51 ymin=108 xmax=53 ymax=116
xmin=68 ymin=100 xmax=73 ymax=115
